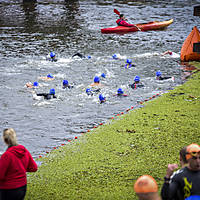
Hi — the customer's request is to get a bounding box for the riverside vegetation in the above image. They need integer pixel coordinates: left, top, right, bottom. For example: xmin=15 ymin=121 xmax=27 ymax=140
xmin=26 ymin=62 xmax=200 ymax=200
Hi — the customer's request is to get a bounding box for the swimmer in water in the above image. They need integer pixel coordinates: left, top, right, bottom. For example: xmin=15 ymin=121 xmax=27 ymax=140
xmin=99 ymin=94 xmax=106 ymax=104
xmin=62 ymin=80 xmax=73 ymax=89
xmin=46 ymin=52 xmax=57 ymax=62
xmin=129 ymin=76 xmax=144 ymax=89
xmin=32 ymin=88 xmax=57 ymax=100
xmin=86 ymin=88 xmax=101 ymax=96
xmin=26 ymin=81 xmax=39 ymax=88
xmin=124 ymin=59 xmax=136 ymax=69
xmin=72 ymin=53 xmax=91 ymax=59
xmin=156 ymin=71 xmax=174 ymax=80
xmin=90 ymin=76 xmax=103 ymax=87
xmin=38 ymin=74 xmax=54 ymax=81
xmin=114 ymin=88 xmax=128 ymax=97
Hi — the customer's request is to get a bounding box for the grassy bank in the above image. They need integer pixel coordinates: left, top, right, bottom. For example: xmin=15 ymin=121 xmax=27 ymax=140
xmin=26 ymin=63 xmax=200 ymax=200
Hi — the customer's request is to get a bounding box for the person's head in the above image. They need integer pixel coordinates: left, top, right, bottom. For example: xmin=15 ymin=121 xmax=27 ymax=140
xmin=120 ymin=14 xmax=125 ymax=19
xmin=112 ymin=54 xmax=118 ymax=59
xmin=179 ymin=146 xmax=188 ymax=167
xmin=50 ymin=52 xmax=55 ymax=58
xmin=126 ymin=59 xmax=132 ymax=64
xmin=94 ymin=76 xmax=100 ymax=83
xmin=47 ymin=74 xmax=53 ymax=79
xmin=117 ymin=88 xmax=124 ymax=95
xmin=134 ymin=175 xmax=160 ymax=200
xmin=156 ymin=71 xmax=162 ymax=77
xmin=99 ymin=94 xmax=105 ymax=102
xmin=33 ymin=81 xmax=38 ymax=87
xmin=49 ymin=88 xmax=55 ymax=95
xmin=168 ymin=51 xmax=172 ymax=55
xmin=186 ymin=143 xmax=200 ymax=171
xmin=63 ymin=80 xmax=69 ymax=86
xmin=134 ymin=75 xmax=140 ymax=83
xmin=3 ymin=128 xmax=18 ymax=147
xmin=101 ymin=73 xmax=106 ymax=78
xmin=86 ymin=88 xmax=92 ymax=95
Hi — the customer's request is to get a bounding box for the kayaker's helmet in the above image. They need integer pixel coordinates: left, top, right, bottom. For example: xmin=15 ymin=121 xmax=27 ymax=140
xmin=112 ymin=54 xmax=118 ymax=59
xmin=94 ymin=76 xmax=100 ymax=83
xmin=63 ymin=80 xmax=69 ymax=86
xmin=101 ymin=73 xmax=106 ymax=78
xmin=33 ymin=81 xmax=38 ymax=87
xmin=47 ymin=74 xmax=53 ymax=78
xmin=134 ymin=76 xmax=140 ymax=82
xmin=126 ymin=59 xmax=132 ymax=64
xmin=50 ymin=52 xmax=55 ymax=58
xmin=99 ymin=94 xmax=105 ymax=101
xmin=156 ymin=71 xmax=162 ymax=77
xmin=49 ymin=88 xmax=55 ymax=95
xmin=117 ymin=88 xmax=124 ymax=95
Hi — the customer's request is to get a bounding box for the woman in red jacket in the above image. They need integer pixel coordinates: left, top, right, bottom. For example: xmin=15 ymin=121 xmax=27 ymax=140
xmin=0 ymin=128 xmax=38 ymax=200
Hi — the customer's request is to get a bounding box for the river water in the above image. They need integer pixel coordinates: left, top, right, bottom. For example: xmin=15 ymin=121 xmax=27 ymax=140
xmin=0 ymin=0 xmax=199 ymax=157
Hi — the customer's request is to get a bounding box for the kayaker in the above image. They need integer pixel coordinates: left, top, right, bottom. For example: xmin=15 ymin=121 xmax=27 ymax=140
xmin=129 ymin=76 xmax=144 ymax=89
xmin=62 ymin=80 xmax=73 ymax=89
xmin=46 ymin=52 xmax=57 ymax=62
xmin=32 ymin=88 xmax=57 ymax=100
xmin=156 ymin=71 xmax=174 ymax=81
xmin=116 ymin=14 xmax=141 ymax=31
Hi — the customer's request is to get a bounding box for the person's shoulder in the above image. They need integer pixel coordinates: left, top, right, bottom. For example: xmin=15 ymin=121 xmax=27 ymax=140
xmin=171 ymin=167 xmax=185 ymax=180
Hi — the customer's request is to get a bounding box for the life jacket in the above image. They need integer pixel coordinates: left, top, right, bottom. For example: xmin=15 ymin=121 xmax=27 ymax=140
xmin=116 ymin=19 xmax=123 ymax=26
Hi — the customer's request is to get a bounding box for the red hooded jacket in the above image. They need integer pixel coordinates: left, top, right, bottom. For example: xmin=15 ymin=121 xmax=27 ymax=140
xmin=0 ymin=145 xmax=38 ymax=189
xmin=116 ymin=19 xmax=135 ymax=27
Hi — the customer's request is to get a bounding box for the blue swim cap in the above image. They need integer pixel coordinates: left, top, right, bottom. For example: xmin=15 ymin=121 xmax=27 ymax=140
xmin=87 ymin=55 xmax=91 ymax=59
xmin=33 ymin=81 xmax=38 ymax=87
xmin=63 ymin=80 xmax=69 ymax=86
xmin=49 ymin=88 xmax=55 ymax=95
xmin=117 ymin=88 xmax=124 ymax=94
xmin=156 ymin=71 xmax=162 ymax=77
xmin=126 ymin=59 xmax=132 ymax=64
xmin=134 ymin=75 xmax=140 ymax=82
xmin=50 ymin=52 xmax=55 ymax=58
xmin=86 ymin=88 xmax=92 ymax=93
xmin=112 ymin=54 xmax=118 ymax=59
xmin=101 ymin=73 xmax=106 ymax=78
xmin=47 ymin=74 xmax=53 ymax=78
xmin=99 ymin=94 xmax=105 ymax=101
xmin=94 ymin=76 xmax=100 ymax=83
xmin=185 ymin=196 xmax=200 ymax=200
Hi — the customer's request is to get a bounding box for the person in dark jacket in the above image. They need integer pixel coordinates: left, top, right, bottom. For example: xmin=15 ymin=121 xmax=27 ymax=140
xmin=32 ymin=88 xmax=57 ymax=100
xmin=156 ymin=71 xmax=174 ymax=81
xmin=62 ymin=80 xmax=73 ymax=89
xmin=129 ymin=76 xmax=144 ymax=89
xmin=0 ymin=128 xmax=38 ymax=200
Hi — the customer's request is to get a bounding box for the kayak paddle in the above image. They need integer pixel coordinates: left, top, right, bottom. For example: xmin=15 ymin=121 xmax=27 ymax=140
xmin=114 ymin=9 xmax=120 ymax=16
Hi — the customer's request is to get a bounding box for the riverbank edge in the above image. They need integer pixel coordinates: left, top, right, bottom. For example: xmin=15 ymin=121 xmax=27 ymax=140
xmin=26 ymin=62 xmax=200 ymax=200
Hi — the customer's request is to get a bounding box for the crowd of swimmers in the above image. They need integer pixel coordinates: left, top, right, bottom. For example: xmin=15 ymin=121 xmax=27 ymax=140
xmin=25 ymin=51 xmax=174 ymax=103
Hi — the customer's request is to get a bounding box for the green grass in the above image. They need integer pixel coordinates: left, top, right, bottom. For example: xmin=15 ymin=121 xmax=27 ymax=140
xmin=26 ymin=62 xmax=200 ymax=200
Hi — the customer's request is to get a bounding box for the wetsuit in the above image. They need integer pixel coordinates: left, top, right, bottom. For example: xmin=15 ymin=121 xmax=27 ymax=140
xmin=116 ymin=19 xmax=135 ymax=27
xmin=63 ymin=85 xmax=74 ymax=89
xmin=129 ymin=82 xmax=144 ymax=89
xmin=168 ymin=167 xmax=200 ymax=200
xmin=36 ymin=93 xmax=57 ymax=100
xmin=157 ymin=76 xmax=172 ymax=80
xmin=72 ymin=53 xmax=86 ymax=59
xmin=86 ymin=88 xmax=101 ymax=96
xmin=46 ymin=57 xmax=57 ymax=62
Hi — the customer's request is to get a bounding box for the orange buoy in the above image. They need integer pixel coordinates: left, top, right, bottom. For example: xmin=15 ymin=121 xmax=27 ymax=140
xmin=180 ymin=26 xmax=200 ymax=61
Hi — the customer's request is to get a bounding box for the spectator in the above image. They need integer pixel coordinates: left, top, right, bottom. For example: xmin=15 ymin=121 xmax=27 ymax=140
xmin=0 ymin=128 xmax=37 ymax=200
xmin=168 ymin=143 xmax=200 ymax=199
xmin=134 ymin=175 xmax=161 ymax=200
xmin=161 ymin=146 xmax=188 ymax=200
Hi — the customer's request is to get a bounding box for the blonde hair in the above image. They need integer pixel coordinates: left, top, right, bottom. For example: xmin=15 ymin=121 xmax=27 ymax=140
xmin=3 ymin=128 xmax=18 ymax=146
